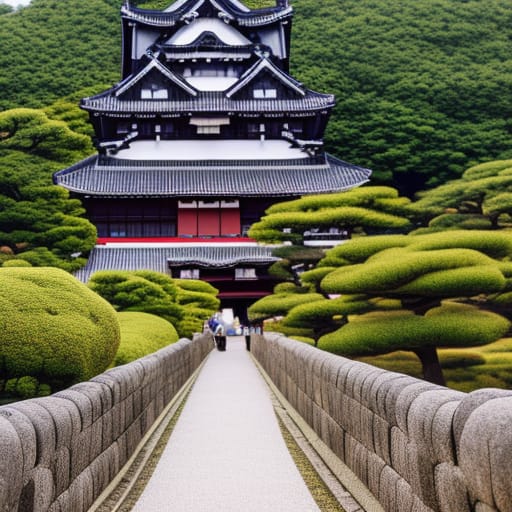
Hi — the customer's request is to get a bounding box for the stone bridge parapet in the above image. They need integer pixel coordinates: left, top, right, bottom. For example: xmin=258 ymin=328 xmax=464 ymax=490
xmin=252 ymin=333 xmax=512 ymax=512
xmin=0 ymin=334 xmax=213 ymax=512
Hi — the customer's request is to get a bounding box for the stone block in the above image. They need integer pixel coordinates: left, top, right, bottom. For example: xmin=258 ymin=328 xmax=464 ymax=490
xmin=66 ymin=467 xmax=95 ymax=512
xmin=359 ymin=405 xmax=375 ymax=452
xmin=91 ymin=372 xmax=123 ymax=404
xmin=459 ymin=397 xmax=512 ymax=512
xmin=53 ymin=389 xmax=93 ymax=430
xmin=89 ymin=448 xmax=117 ymax=500
xmin=369 ymin=373 xmax=417 ymax=422
xmin=394 ymin=381 xmax=443 ymax=433
xmin=69 ymin=430 xmax=92 ymax=481
xmin=345 ymin=434 xmax=368 ymax=485
xmin=359 ymin=364 xmax=388 ymax=407
xmin=349 ymin=362 xmax=383 ymax=404
xmin=377 ymin=465 xmax=400 ymax=512
xmin=26 ymin=466 xmax=54 ymax=512
xmin=395 ymin=477 xmax=414 ymax=512
xmin=326 ymin=416 xmax=345 ymax=461
xmin=88 ymin=419 xmax=104 ymax=461
xmin=0 ymin=415 xmax=24 ymax=510
xmin=434 ymin=463 xmax=470 ymax=512
xmin=407 ymin=389 xmax=462 ymax=463
xmin=411 ymin=496 xmax=435 ymax=512
xmin=366 ymin=451 xmax=386 ymax=500
xmin=0 ymin=407 xmax=37 ymax=474
xmin=36 ymin=396 xmax=81 ymax=450
xmin=335 ymin=358 xmax=360 ymax=396
xmin=373 ymin=414 xmax=391 ymax=465
xmin=453 ymin=388 xmax=512 ymax=447
xmin=9 ymin=401 xmax=57 ymax=467
xmin=407 ymin=442 xmax=437 ymax=511
xmin=53 ymin=447 xmax=71 ymax=496
xmin=312 ymin=401 xmax=323 ymax=438
xmin=474 ymin=503 xmax=498 ymax=512
xmin=390 ymin=426 xmax=410 ymax=481
xmin=100 ymin=410 xmax=114 ymax=452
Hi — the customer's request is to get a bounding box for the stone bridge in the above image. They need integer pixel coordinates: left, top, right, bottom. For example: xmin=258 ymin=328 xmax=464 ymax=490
xmin=0 ymin=332 xmax=511 ymax=511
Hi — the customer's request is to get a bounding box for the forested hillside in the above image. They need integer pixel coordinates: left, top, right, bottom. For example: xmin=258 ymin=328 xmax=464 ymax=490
xmin=1 ymin=0 xmax=511 ymax=195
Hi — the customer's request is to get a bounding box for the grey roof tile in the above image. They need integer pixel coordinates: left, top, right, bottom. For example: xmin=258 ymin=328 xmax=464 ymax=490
xmin=54 ymin=154 xmax=371 ymax=197
xmin=81 ymin=90 xmax=333 ymax=114
xmin=74 ymin=245 xmax=278 ymax=282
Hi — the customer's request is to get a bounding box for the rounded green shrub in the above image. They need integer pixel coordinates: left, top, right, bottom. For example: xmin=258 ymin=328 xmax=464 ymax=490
xmin=0 ymin=267 xmax=120 ymax=391
xmin=115 ymin=312 xmax=179 ymax=366
xmin=2 ymin=259 xmax=32 ymax=267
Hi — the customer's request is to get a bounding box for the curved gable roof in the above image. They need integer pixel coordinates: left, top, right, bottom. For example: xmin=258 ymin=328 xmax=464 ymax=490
xmin=226 ymin=57 xmax=305 ymax=98
xmin=122 ymin=0 xmax=292 ymax=28
xmin=114 ymin=57 xmax=198 ymax=98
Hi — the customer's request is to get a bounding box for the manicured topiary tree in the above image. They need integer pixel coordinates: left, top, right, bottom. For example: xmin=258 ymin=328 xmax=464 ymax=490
xmin=413 ymin=159 xmax=512 ymax=232
xmin=115 ymin=312 xmax=179 ymax=366
xmin=88 ymin=269 xmax=184 ymax=328
xmin=281 ymin=295 xmax=381 ymax=346
xmin=174 ymin=278 xmax=220 ymax=337
xmin=316 ymin=231 xmax=512 ymax=384
xmin=0 ymin=267 xmax=120 ymax=398
xmin=88 ymin=270 xmax=220 ymax=339
xmin=247 ymin=283 xmax=324 ymax=323
xmin=248 ymin=186 xmax=414 ymax=244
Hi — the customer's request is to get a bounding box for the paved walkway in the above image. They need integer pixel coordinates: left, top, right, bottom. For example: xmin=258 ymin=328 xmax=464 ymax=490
xmin=131 ymin=336 xmax=321 ymax=512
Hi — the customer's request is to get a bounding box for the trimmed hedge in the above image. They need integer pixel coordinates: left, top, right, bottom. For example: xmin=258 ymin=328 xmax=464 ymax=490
xmin=248 ymin=292 xmax=324 ymax=322
xmin=318 ymin=304 xmax=510 ymax=356
xmin=321 ymin=248 xmax=505 ymax=296
xmin=115 ymin=312 xmax=179 ymax=366
xmin=0 ymin=267 xmax=120 ymax=391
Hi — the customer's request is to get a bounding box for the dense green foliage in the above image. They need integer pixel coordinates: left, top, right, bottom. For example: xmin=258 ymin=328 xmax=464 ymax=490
xmin=320 ymin=304 xmax=509 ymax=357
xmin=0 ymin=267 xmax=120 ymax=398
xmin=0 ymin=108 xmax=96 ymax=270
xmin=88 ymin=270 xmax=219 ymax=338
xmin=261 ymin=230 xmax=512 ymax=384
xmin=0 ymin=0 xmax=120 ymax=110
xmin=248 ymin=186 xmax=413 ymax=244
xmin=1 ymin=0 xmax=511 ymax=194
xmin=413 ymin=159 xmax=512 ymax=231
xmin=247 ymin=285 xmax=323 ymax=322
xmin=115 ymin=311 xmax=179 ymax=366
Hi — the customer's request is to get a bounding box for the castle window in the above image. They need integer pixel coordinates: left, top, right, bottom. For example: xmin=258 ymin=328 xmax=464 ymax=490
xmin=141 ymin=87 xmax=168 ymax=99
xmin=197 ymin=125 xmax=221 ymax=135
xmin=180 ymin=269 xmax=200 ymax=279
xmin=235 ymin=268 xmax=257 ymax=280
xmin=253 ymin=88 xmax=277 ymax=99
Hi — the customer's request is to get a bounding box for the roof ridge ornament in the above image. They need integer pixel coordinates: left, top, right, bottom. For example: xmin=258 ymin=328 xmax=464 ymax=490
xmin=181 ymin=10 xmax=199 ymax=23
xmin=218 ymin=11 xmax=232 ymax=23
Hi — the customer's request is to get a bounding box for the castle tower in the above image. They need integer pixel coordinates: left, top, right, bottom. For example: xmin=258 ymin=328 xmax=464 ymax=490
xmin=54 ymin=0 xmax=371 ymax=321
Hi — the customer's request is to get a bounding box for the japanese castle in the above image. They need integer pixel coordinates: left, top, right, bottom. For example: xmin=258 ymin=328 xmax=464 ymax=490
xmin=54 ymin=0 xmax=371 ymax=322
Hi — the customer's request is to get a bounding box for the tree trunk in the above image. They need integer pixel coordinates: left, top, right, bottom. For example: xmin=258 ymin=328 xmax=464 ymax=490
xmin=413 ymin=345 xmax=446 ymax=386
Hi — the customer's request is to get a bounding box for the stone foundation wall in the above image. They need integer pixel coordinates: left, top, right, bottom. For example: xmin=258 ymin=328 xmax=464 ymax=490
xmin=252 ymin=333 xmax=512 ymax=512
xmin=0 ymin=334 xmax=213 ymax=512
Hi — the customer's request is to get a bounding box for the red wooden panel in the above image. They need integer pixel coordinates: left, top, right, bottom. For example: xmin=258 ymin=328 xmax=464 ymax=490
xmin=198 ymin=209 xmax=220 ymax=235
xmin=220 ymin=209 xmax=241 ymax=236
xmin=178 ymin=209 xmax=197 ymax=236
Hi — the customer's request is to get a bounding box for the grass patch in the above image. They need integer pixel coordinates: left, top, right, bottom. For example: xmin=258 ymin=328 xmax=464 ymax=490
xmin=275 ymin=415 xmax=346 ymax=512
xmin=355 ymin=341 xmax=512 ymax=392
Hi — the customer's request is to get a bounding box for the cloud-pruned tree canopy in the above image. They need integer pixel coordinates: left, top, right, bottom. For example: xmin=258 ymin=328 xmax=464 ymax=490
xmin=0 ymin=108 xmax=96 ymax=270
xmin=88 ymin=270 xmax=219 ymax=339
